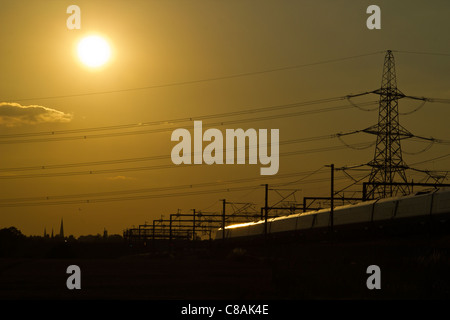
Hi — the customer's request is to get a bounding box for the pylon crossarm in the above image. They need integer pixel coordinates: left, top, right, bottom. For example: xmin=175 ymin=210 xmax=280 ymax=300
xmin=371 ymin=88 xmax=406 ymax=99
xmin=367 ymin=163 xmax=409 ymax=170
xmin=361 ymin=126 xmax=414 ymax=140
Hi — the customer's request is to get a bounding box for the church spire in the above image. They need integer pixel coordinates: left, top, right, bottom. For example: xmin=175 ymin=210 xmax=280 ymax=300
xmin=59 ymin=218 xmax=64 ymax=238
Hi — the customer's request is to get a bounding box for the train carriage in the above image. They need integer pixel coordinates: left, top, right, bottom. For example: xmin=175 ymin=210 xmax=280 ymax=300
xmin=215 ymin=188 xmax=450 ymax=241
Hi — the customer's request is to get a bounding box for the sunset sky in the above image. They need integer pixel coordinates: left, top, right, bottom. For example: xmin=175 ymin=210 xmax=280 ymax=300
xmin=1 ymin=0 xmax=449 ymax=237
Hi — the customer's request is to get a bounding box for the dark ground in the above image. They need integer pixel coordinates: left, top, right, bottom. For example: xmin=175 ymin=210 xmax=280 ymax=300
xmin=1 ymin=233 xmax=450 ymax=300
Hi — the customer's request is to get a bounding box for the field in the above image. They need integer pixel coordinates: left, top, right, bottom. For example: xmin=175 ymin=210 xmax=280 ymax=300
xmin=1 ymin=234 xmax=450 ymax=300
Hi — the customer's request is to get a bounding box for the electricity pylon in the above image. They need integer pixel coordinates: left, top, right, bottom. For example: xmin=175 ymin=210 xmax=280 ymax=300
xmin=364 ymin=50 xmax=412 ymax=199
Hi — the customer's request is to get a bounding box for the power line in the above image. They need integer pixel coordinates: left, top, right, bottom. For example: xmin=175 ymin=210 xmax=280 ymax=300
xmin=338 ymin=128 xmax=450 ymax=146
xmin=0 ymin=96 xmax=347 ymax=139
xmin=3 ymin=129 xmax=445 ymax=179
xmin=2 ymin=50 xmax=449 ymax=208
xmin=399 ymin=100 xmax=428 ymax=116
xmin=393 ymin=50 xmax=450 ymax=57
xmin=0 ymin=140 xmax=374 ymax=179
xmin=0 ymin=171 xmax=361 ymax=208
xmin=0 ymin=170 xmax=320 ymax=204
xmin=345 ymin=95 xmax=378 ymax=112
xmin=0 ymin=98 xmax=377 ymax=144
xmin=335 ymin=172 xmax=372 ymax=194
xmin=402 ymin=140 xmax=435 ymax=155
xmin=0 ymin=185 xmax=260 ymax=208
xmin=272 ymin=166 xmax=325 ymax=187
xmin=0 ymin=134 xmax=335 ymax=172
xmin=409 ymin=153 xmax=450 ymax=167
xmin=6 ymin=52 xmax=386 ymax=103
xmin=2 ymin=94 xmax=446 ymax=145
xmin=337 ymin=135 xmax=376 ymax=150
xmin=0 ymin=101 xmax=378 ymax=144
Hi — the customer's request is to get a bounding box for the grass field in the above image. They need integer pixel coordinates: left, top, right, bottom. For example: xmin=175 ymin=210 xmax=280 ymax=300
xmin=1 ymin=234 xmax=449 ymax=300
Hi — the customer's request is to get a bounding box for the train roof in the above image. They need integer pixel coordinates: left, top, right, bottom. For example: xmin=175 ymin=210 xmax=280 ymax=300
xmin=221 ymin=187 xmax=450 ymax=231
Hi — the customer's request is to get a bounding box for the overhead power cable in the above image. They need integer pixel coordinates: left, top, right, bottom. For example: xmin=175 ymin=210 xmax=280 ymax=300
xmin=0 ymin=185 xmax=260 ymax=207
xmin=6 ymin=52 xmax=385 ymax=103
xmin=410 ymin=154 xmax=450 ymax=167
xmin=402 ymin=140 xmax=435 ymax=155
xmin=0 ymin=99 xmax=378 ymax=144
xmin=345 ymin=95 xmax=378 ymax=112
xmin=393 ymin=50 xmax=450 ymax=57
xmin=272 ymin=166 xmax=325 ymax=187
xmin=0 ymin=170 xmax=323 ymax=204
xmin=0 ymin=96 xmax=347 ymax=139
xmin=399 ymin=100 xmax=427 ymax=116
xmin=0 ymin=102 xmax=378 ymax=145
xmin=337 ymin=135 xmax=376 ymax=150
xmin=0 ymin=140 xmax=374 ymax=179
xmin=0 ymin=134 xmax=335 ymax=173
xmin=338 ymin=128 xmax=450 ymax=146
xmin=0 ymin=172 xmax=362 ymax=208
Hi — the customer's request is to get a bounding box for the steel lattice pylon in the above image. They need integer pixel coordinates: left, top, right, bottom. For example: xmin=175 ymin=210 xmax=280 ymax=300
xmin=364 ymin=50 xmax=412 ymax=199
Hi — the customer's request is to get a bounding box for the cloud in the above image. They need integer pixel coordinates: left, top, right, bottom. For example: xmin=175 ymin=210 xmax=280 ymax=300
xmin=0 ymin=102 xmax=73 ymax=127
xmin=107 ymin=175 xmax=136 ymax=181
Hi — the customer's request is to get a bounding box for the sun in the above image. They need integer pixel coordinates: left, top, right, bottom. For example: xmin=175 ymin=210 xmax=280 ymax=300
xmin=77 ymin=35 xmax=111 ymax=68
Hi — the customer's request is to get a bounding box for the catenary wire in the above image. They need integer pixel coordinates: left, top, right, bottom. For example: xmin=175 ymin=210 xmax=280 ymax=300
xmin=0 ymin=172 xmax=359 ymax=208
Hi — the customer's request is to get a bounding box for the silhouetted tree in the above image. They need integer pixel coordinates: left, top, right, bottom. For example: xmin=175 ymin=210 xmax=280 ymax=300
xmin=0 ymin=227 xmax=26 ymax=257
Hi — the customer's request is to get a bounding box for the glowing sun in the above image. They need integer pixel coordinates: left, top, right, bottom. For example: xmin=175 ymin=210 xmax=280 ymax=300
xmin=77 ymin=35 xmax=111 ymax=68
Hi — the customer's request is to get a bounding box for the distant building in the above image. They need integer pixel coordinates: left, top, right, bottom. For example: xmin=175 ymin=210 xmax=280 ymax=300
xmin=59 ymin=218 xmax=64 ymax=238
xmin=45 ymin=219 xmax=65 ymax=239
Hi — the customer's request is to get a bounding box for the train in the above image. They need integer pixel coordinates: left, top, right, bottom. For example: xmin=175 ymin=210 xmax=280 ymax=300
xmin=214 ymin=188 xmax=450 ymax=242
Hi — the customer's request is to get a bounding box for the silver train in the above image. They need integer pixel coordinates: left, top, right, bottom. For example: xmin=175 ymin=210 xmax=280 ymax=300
xmin=215 ymin=188 xmax=450 ymax=240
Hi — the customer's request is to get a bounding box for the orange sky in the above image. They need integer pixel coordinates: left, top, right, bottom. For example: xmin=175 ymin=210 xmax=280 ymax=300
xmin=1 ymin=0 xmax=449 ymax=237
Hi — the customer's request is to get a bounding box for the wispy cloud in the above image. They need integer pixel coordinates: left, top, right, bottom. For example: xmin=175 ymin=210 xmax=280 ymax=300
xmin=0 ymin=102 xmax=73 ymax=127
xmin=107 ymin=175 xmax=136 ymax=181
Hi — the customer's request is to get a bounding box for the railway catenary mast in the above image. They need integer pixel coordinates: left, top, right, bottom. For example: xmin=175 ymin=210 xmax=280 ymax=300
xmin=364 ymin=50 xmax=411 ymax=200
